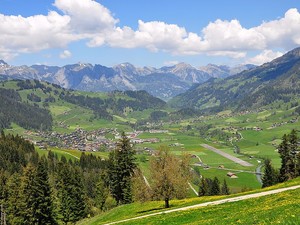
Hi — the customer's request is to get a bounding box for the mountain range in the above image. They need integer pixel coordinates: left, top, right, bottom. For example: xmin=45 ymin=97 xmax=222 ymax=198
xmin=169 ymin=47 xmax=300 ymax=112
xmin=0 ymin=60 xmax=254 ymax=100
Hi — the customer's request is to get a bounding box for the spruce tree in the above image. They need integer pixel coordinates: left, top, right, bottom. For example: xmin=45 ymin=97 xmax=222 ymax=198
xmin=278 ymin=134 xmax=292 ymax=181
xmin=108 ymin=132 xmax=136 ymax=204
xmin=262 ymin=159 xmax=278 ymax=188
xmin=57 ymin=163 xmax=87 ymax=224
xmin=198 ymin=177 xmax=209 ymax=196
xmin=95 ymin=178 xmax=109 ymax=211
xmin=278 ymin=130 xmax=299 ymax=182
xmin=19 ymin=164 xmax=36 ymax=224
xmin=210 ymin=177 xmax=221 ymax=195
xmin=6 ymin=173 xmax=23 ymax=224
xmin=31 ymin=159 xmax=56 ymax=224
xmin=221 ymin=179 xmax=230 ymax=195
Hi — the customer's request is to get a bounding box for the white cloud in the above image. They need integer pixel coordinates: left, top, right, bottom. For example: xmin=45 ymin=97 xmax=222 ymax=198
xmin=54 ymin=0 xmax=117 ymax=33
xmin=0 ymin=0 xmax=299 ymax=61
xmin=246 ymin=50 xmax=284 ymax=65
xmin=255 ymin=9 xmax=300 ymax=49
xmin=59 ymin=50 xmax=72 ymax=59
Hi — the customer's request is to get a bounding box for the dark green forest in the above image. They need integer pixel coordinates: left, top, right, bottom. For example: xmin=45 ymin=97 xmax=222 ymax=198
xmin=0 ymin=88 xmax=52 ymax=131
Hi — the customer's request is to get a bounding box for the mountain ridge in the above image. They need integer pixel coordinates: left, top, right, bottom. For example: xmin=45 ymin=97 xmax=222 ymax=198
xmin=169 ymin=47 xmax=300 ymax=112
xmin=0 ymin=60 xmax=255 ymax=100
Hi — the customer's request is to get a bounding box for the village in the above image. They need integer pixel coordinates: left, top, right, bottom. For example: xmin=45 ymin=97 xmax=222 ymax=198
xmin=30 ymin=128 xmax=168 ymax=152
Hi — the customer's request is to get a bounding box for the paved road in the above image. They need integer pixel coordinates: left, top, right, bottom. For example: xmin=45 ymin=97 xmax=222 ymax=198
xmin=201 ymin=144 xmax=253 ymax=167
xmin=104 ymin=185 xmax=300 ymax=225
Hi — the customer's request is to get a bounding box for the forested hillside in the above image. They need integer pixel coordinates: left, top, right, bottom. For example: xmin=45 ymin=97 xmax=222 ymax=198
xmin=0 ymin=87 xmax=52 ymax=131
xmin=169 ymin=47 xmax=300 ymax=113
xmin=0 ymin=80 xmax=167 ymax=131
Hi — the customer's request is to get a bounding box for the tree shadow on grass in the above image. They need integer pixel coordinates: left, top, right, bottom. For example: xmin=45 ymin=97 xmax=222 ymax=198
xmin=137 ymin=206 xmax=165 ymax=214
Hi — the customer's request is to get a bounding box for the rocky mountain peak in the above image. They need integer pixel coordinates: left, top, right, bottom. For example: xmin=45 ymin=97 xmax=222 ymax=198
xmin=0 ymin=60 xmax=8 ymax=66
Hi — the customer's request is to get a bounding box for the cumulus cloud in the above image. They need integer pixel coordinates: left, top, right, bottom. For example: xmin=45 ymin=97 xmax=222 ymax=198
xmin=54 ymin=0 xmax=118 ymax=33
xmin=246 ymin=50 xmax=284 ymax=65
xmin=59 ymin=50 xmax=72 ymax=59
xmin=0 ymin=0 xmax=300 ymax=61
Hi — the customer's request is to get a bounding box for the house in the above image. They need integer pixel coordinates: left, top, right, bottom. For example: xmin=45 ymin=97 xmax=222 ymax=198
xmin=227 ymin=172 xmax=238 ymax=178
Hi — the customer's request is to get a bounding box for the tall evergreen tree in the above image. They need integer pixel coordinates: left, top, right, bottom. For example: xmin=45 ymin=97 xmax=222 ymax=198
xmin=31 ymin=159 xmax=57 ymax=224
xmin=262 ymin=159 xmax=279 ymax=188
xmin=278 ymin=130 xmax=299 ymax=182
xmin=19 ymin=164 xmax=36 ymax=224
xmin=57 ymin=162 xmax=87 ymax=224
xmin=95 ymin=178 xmax=109 ymax=211
xmin=198 ymin=177 xmax=209 ymax=196
xmin=221 ymin=179 xmax=230 ymax=195
xmin=6 ymin=173 xmax=23 ymax=224
xmin=108 ymin=132 xmax=136 ymax=204
xmin=210 ymin=177 xmax=221 ymax=195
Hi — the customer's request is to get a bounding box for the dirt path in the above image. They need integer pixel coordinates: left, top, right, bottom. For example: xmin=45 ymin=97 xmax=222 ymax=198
xmin=104 ymin=185 xmax=300 ymax=225
xmin=200 ymin=144 xmax=253 ymax=167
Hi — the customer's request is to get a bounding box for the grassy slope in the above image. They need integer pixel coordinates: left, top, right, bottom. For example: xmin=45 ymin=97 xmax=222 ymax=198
xmin=78 ymin=178 xmax=300 ymax=225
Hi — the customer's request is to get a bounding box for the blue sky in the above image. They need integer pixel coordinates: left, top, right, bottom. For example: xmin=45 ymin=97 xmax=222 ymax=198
xmin=1 ymin=0 xmax=300 ymax=67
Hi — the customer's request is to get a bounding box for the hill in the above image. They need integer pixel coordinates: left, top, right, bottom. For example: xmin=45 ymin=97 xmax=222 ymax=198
xmin=169 ymin=47 xmax=300 ymax=112
xmin=78 ymin=178 xmax=300 ymax=225
xmin=0 ymin=60 xmax=254 ymax=100
xmin=0 ymin=80 xmax=167 ymax=132
xmin=0 ymin=84 xmax=53 ymax=131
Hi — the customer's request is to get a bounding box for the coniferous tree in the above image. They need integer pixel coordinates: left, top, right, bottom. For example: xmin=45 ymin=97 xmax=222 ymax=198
xmin=262 ymin=159 xmax=279 ymax=188
xmin=221 ymin=179 xmax=230 ymax=195
xmin=19 ymin=164 xmax=36 ymax=224
xmin=57 ymin=163 xmax=87 ymax=224
xmin=198 ymin=177 xmax=209 ymax=196
xmin=6 ymin=173 xmax=23 ymax=224
xmin=288 ymin=129 xmax=299 ymax=177
xmin=31 ymin=159 xmax=56 ymax=224
xmin=278 ymin=130 xmax=299 ymax=182
xmin=108 ymin=132 xmax=136 ymax=204
xmin=210 ymin=177 xmax=221 ymax=195
xmin=95 ymin=178 xmax=109 ymax=211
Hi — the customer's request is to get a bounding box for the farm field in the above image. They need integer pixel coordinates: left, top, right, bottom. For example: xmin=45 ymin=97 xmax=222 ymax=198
xmin=26 ymin=101 xmax=300 ymax=193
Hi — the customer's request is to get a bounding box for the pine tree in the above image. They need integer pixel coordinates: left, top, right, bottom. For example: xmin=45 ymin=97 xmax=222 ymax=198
xmin=279 ymin=134 xmax=292 ymax=181
xmin=108 ymin=132 xmax=136 ymax=204
xmin=210 ymin=177 xmax=221 ymax=195
xmin=278 ymin=130 xmax=299 ymax=182
xmin=288 ymin=129 xmax=299 ymax=177
xmin=31 ymin=159 xmax=56 ymax=224
xmin=198 ymin=177 xmax=209 ymax=196
xmin=95 ymin=178 xmax=109 ymax=211
xmin=262 ymin=159 xmax=279 ymax=188
xmin=6 ymin=173 xmax=23 ymax=224
xmin=19 ymin=164 xmax=36 ymax=224
xmin=57 ymin=163 xmax=87 ymax=224
xmin=221 ymin=179 xmax=230 ymax=195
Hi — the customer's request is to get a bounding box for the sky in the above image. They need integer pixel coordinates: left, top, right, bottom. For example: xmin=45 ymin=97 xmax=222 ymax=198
xmin=1 ymin=0 xmax=300 ymax=67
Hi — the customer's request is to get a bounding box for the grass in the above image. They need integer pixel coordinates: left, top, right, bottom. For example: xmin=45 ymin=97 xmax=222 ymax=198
xmin=121 ymin=189 xmax=300 ymax=225
xmin=78 ymin=178 xmax=300 ymax=225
